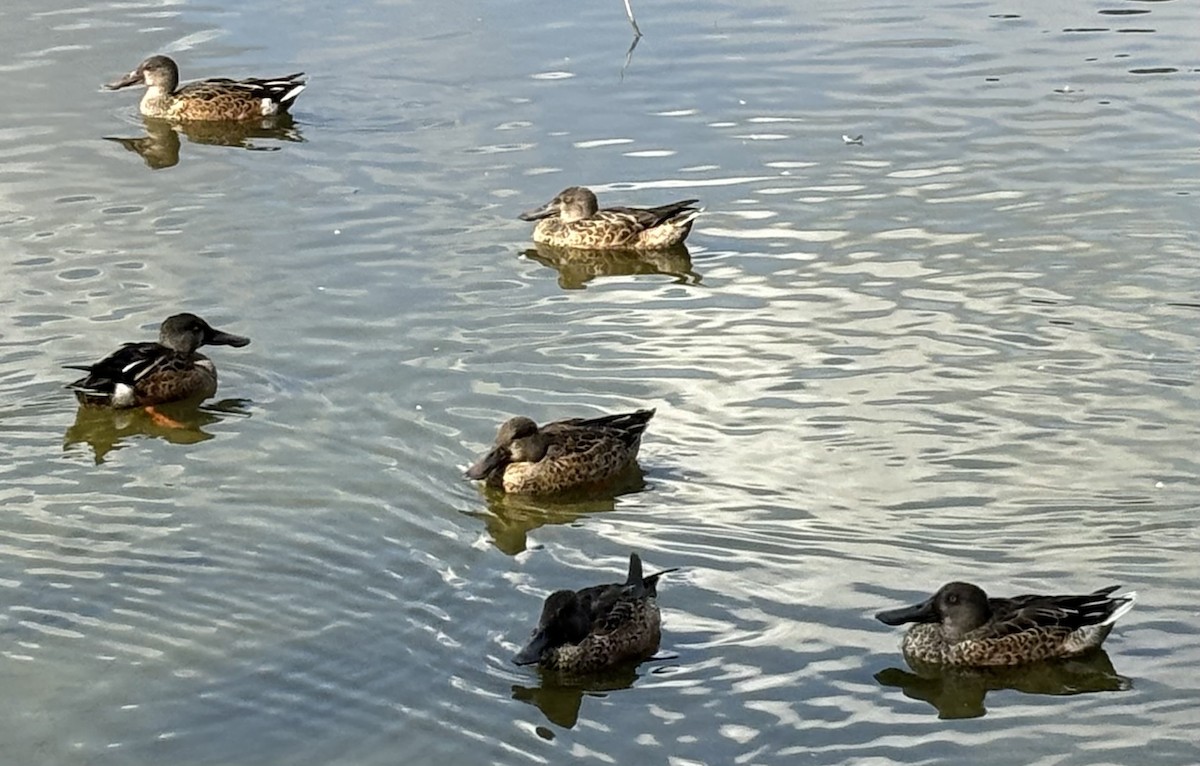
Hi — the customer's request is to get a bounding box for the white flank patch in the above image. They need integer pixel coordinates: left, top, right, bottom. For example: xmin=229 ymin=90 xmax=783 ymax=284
xmin=112 ymin=383 xmax=136 ymax=408
xmin=261 ymin=97 xmax=278 ymax=116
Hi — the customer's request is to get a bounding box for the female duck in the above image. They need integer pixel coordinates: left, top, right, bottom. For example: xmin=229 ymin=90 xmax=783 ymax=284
xmin=66 ymin=313 xmax=250 ymax=409
xmin=514 ymin=552 xmax=676 ymax=673
xmin=106 ymin=55 xmax=306 ymax=121
xmin=466 ymin=408 xmax=654 ymax=494
xmin=876 ymin=581 xmax=1136 ymax=666
xmin=519 ymin=187 xmax=700 ymax=250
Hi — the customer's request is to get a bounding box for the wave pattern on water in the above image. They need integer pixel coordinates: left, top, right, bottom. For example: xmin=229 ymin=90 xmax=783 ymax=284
xmin=0 ymin=0 xmax=1198 ymax=764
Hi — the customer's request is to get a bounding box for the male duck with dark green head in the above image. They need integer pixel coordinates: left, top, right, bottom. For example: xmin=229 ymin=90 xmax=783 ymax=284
xmin=66 ymin=313 xmax=250 ymax=417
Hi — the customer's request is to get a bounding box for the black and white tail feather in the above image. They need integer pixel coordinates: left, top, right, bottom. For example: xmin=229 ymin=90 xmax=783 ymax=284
xmin=65 ymin=343 xmax=175 ymax=406
xmin=209 ymin=73 xmax=307 ymax=114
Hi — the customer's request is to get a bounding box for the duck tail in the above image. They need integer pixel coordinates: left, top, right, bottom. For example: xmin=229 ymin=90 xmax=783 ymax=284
xmin=1100 ymin=590 xmax=1137 ymax=626
xmin=643 ymin=566 xmax=679 ymax=596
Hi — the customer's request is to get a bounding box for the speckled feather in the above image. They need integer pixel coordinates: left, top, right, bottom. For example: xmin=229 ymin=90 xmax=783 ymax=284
xmin=158 ymin=77 xmax=306 ymax=121
xmin=539 ymin=597 xmax=663 ymax=674
xmin=68 ymin=345 xmax=218 ymax=407
xmin=521 ymin=187 xmax=700 ymax=250
xmin=470 ymin=409 xmax=654 ymax=494
xmin=108 ymin=56 xmax=305 ymax=122
xmin=517 ymin=553 xmax=676 ymax=674
xmin=879 ymin=583 xmax=1136 ymax=667
xmin=65 ymin=313 xmax=249 ymax=409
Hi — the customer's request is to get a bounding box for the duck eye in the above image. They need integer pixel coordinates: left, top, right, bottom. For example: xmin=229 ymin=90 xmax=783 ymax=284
xmin=947 ymin=594 xmax=959 ymax=604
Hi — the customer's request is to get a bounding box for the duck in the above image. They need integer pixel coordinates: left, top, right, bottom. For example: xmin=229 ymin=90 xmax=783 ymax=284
xmin=519 ymin=187 xmax=700 ymax=250
xmin=466 ymin=408 xmax=654 ymax=494
xmin=513 ymin=552 xmax=677 ymax=673
xmin=66 ymin=313 xmax=250 ymax=411
xmin=875 ymin=581 xmax=1137 ymax=667
xmin=105 ymin=55 xmax=306 ymax=121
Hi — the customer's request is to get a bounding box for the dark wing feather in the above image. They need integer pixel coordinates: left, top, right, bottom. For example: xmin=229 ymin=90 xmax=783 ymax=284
xmin=181 ymin=74 xmax=306 ymax=107
xmin=595 ymin=597 xmax=643 ymax=635
xmin=604 ymin=200 xmax=700 ymax=229
xmin=983 ymin=587 xmax=1125 ymax=637
xmin=550 ymin=409 xmax=655 ymax=449
xmin=65 ymin=342 xmax=170 ymax=393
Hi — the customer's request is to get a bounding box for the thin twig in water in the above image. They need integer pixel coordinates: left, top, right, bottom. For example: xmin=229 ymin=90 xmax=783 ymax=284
xmin=620 ymin=33 xmax=642 ymax=80
xmin=623 ymin=0 xmax=643 ymax=37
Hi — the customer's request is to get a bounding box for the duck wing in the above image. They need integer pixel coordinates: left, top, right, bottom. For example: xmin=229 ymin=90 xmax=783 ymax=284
xmin=549 ymin=408 xmax=655 ymax=449
xmin=65 ymin=342 xmax=172 ymax=394
xmin=983 ymin=586 xmax=1127 ymax=637
xmin=603 ymin=200 xmax=700 ymax=230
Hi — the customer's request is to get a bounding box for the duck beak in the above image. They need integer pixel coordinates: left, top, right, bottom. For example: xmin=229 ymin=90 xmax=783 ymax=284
xmin=512 ymin=629 xmax=550 ymax=666
xmin=205 ymin=327 xmax=251 ymax=348
xmin=518 ymin=200 xmax=559 ymax=221
xmin=875 ymin=596 xmax=936 ymax=626
xmin=465 ymin=446 xmax=508 ymax=480
xmin=105 ymin=70 xmax=144 ymax=90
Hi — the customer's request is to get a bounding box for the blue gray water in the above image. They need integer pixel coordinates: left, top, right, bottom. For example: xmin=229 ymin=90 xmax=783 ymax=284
xmin=1 ymin=0 xmax=1198 ymax=763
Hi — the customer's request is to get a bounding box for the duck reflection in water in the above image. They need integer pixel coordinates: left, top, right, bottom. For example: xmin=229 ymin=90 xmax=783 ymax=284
xmin=63 ymin=398 xmax=250 ymax=464
xmin=523 ymin=242 xmax=699 ymax=290
xmin=464 ymin=463 xmax=646 ymax=555
xmin=874 ymin=649 xmax=1132 ymax=720
xmin=104 ymin=116 xmax=304 ymax=170
xmin=511 ymin=663 xmax=644 ymax=729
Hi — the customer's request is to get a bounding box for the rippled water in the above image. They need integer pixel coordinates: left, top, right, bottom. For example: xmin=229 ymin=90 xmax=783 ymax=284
xmin=2 ymin=0 xmax=1198 ymax=763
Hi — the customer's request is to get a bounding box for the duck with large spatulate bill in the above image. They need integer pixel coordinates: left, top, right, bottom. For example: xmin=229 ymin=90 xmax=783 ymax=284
xmin=876 ymin=581 xmax=1136 ymax=667
xmin=106 ymin=55 xmax=306 ymax=121
xmin=514 ymin=552 xmax=677 ymax=673
xmin=467 ymin=408 xmax=654 ymax=495
xmin=66 ymin=313 xmax=250 ymax=423
xmin=519 ymin=187 xmax=700 ymax=250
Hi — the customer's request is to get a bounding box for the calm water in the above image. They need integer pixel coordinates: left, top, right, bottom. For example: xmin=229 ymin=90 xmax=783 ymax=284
xmin=1 ymin=0 xmax=1198 ymax=763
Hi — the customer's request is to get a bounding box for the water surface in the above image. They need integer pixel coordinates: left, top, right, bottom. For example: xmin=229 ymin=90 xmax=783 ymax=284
xmin=1 ymin=0 xmax=1198 ymax=764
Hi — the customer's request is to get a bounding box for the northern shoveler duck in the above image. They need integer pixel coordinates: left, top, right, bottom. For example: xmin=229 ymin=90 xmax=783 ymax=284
xmin=466 ymin=408 xmax=654 ymax=494
xmin=875 ymin=581 xmax=1137 ymax=667
xmin=66 ymin=313 xmax=250 ymax=410
xmin=519 ymin=187 xmax=700 ymax=250
xmin=513 ymin=552 xmax=677 ymax=673
xmin=106 ymin=55 xmax=306 ymax=121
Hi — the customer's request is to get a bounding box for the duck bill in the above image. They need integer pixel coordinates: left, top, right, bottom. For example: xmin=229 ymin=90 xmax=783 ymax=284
xmin=518 ymin=201 xmax=558 ymax=221
xmin=106 ymin=71 xmax=144 ymax=90
xmin=465 ymin=447 xmax=508 ymax=480
xmin=205 ymin=328 xmax=251 ymax=348
xmin=875 ymin=596 xmax=936 ymax=626
xmin=512 ymin=629 xmax=550 ymax=666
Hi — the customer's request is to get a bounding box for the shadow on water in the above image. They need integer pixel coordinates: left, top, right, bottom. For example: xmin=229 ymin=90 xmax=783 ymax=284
xmin=103 ymin=116 xmax=304 ymax=170
xmin=511 ymin=662 xmax=644 ymax=729
xmin=63 ymin=398 xmax=251 ymax=463
xmin=874 ymin=650 xmax=1132 ymax=720
xmin=523 ymin=243 xmax=699 ymax=290
xmin=464 ymin=464 xmax=647 ymax=555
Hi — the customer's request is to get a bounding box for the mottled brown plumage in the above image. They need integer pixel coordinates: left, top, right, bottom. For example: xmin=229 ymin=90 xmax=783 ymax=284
xmin=513 ymin=552 xmax=676 ymax=674
xmin=519 ymin=187 xmax=700 ymax=250
xmin=466 ymin=408 xmax=654 ymax=494
xmin=876 ymin=581 xmax=1137 ymax=667
xmin=66 ymin=313 xmax=250 ymax=408
xmin=106 ymin=55 xmax=306 ymax=121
